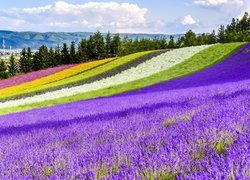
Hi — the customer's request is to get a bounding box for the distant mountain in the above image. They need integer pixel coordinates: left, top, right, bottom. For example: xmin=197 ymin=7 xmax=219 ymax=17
xmin=0 ymin=30 xmax=182 ymax=49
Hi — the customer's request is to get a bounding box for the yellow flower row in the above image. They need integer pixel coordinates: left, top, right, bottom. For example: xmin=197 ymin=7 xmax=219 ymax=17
xmin=0 ymin=58 xmax=114 ymax=95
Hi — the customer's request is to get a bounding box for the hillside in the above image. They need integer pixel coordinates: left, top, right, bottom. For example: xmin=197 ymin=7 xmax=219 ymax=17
xmin=0 ymin=30 xmax=180 ymax=49
xmin=0 ymin=43 xmax=249 ymax=179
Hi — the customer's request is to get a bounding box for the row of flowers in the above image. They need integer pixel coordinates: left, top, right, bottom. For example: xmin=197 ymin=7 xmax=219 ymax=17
xmin=0 ymin=64 xmax=76 ymax=90
xmin=0 ymin=45 xmax=211 ymax=109
xmin=0 ymin=58 xmax=115 ymax=96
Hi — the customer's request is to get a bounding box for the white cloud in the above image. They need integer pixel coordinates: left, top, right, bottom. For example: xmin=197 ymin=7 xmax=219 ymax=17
xmin=182 ymin=15 xmax=197 ymax=25
xmin=194 ymin=0 xmax=244 ymax=8
xmin=0 ymin=1 xmax=155 ymax=33
xmin=23 ymin=5 xmax=52 ymax=14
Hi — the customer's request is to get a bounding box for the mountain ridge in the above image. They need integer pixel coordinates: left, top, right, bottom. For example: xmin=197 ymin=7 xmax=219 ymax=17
xmin=0 ymin=30 xmax=182 ymax=49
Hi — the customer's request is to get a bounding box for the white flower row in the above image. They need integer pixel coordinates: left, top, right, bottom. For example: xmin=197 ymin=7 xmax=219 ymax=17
xmin=0 ymin=45 xmax=212 ymax=109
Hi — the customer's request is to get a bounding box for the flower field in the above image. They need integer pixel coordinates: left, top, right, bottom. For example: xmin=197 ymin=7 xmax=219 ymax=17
xmin=0 ymin=58 xmax=115 ymax=97
xmin=0 ymin=45 xmax=210 ymax=110
xmin=0 ymin=64 xmax=76 ymax=90
xmin=0 ymin=42 xmax=249 ymax=179
xmin=0 ymin=51 xmax=158 ymax=100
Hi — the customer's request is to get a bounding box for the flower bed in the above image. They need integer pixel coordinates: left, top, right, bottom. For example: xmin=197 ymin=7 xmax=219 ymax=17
xmin=0 ymin=45 xmax=210 ymax=109
xmin=0 ymin=58 xmax=114 ymax=96
xmin=0 ymin=64 xmax=76 ymax=90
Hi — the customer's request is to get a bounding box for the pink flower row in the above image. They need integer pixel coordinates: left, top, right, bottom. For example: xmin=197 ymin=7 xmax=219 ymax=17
xmin=0 ymin=64 xmax=76 ymax=90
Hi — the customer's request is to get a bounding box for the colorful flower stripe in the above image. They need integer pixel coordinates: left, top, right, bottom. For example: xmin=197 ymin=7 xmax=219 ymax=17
xmin=0 ymin=58 xmax=114 ymax=96
xmin=0 ymin=44 xmax=248 ymax=178
xmin=0 ymin=64 xmax=76 ymax=90
xmin=1 ymin=50 xmax=163 ymax=101
xmin=0 ymin=45 xmax=210 ymax=109
xmin=0 ymin=51 xmax=156 ymax=100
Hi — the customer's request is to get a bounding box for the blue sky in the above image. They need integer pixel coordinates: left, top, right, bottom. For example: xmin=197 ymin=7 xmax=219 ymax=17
xmin=0 ymin=0 xmax=249 ymax=33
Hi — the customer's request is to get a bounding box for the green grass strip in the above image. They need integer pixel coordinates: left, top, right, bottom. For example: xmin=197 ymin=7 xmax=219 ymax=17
xmin=0 ymin=42 xmax=245 ymax=115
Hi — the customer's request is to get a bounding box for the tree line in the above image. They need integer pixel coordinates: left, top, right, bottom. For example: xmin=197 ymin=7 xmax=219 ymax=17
xmin=0 ymin=12 xmax=249 ymax=79
xmin=0 ymin=31 xmax=167 ymax=79
xmin=169 ymin=12 xmax=250 ymax=48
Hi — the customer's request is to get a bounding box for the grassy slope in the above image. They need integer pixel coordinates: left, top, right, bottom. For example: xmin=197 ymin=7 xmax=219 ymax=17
xmin=0 ymin=51 xmax=157 ymax=100
xmin=0 ymin=42 xmax=245 ymax=115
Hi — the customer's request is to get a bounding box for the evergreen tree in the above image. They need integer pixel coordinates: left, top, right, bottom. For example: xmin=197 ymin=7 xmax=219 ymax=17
xmin=120 ymin=36 xmax=133 ymax=56
xmin=176 ymin=36 xmax=185 ymax=48
xmin=32 ymin=45 xmax=49 ymax=70
xmin=168 ymin=36 xmax=176 ymax=48
xmin=32 ymin=52 xmax=40 ymax=71
xmin=218 ymin=25 xmax=226 ymax=43
xmin=19 ymin=48 xmax=27 ymax=73
xmin=158 ymin=38 xmax=168 ymax=49
xmin=207 ymin=30 xmax=217 ymax=44
xmin=26 ymin=47 xmax=33 ymax=72
xmin=39 ymin=45 xmax=49 ymax=69
xmin=48 ymin=47 xmax=56 ymax=67
xmin=196 ymin=33 xmax=206 ymax=45
xmin=55 ymin=45 xmax=61 ymax=65
xmin=239 ymin=12 xmax=249 ymax=31
xmin=8 ymin=54 xmax=17 ymax=76
xmin=111 ymin=33 xmax=121 ymax=56
xmin=93 ymin=31 xmax=105 ymax=59
xmin=70 ymin=41 xmax=77 ymax=63
xmin=77 ymin=39 xmax=88 ymax=62
xmin=229 ymin=18 xmax=237 ymax=31
xmin=87 ymin=35 xmax=95 ymax=60
xmin=0 ymin=60 xmax=8 ymax=79
xmin=184 ymin=30 xmax=196 ymax=46
xmin=61 ymin=43 xmax=70 ymax=64
xmin=105 ymin=32 xmax=112 ymax=57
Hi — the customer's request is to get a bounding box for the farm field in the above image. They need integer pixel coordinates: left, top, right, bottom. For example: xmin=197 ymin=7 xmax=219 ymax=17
xmin=0 ymin=42 xmax=249 ymax=179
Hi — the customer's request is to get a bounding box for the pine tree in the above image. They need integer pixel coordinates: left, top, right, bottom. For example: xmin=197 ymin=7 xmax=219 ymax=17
xmin=207 ymin=30 xmax=217 ymax=44
xmin=93 ymin=31 xmax=105 ymax=59
xmin=32 ymin=45 xmax=49 ymax=71
xmin=55 ymin=45 xmax=61 ymax=65
xmin=61 ymin=43 xmax=70 ymax=64
xmin=48 ymin=47 xmax=56 ymax=67
xmin=19 ymin=48 xmax=27 ymax=73
xmin=39 ymin=45 xmax=49 ymax=68
xmin=87 ymin=35 xmax=95 ymax=60
xmin=32 ymin=52 xmax=40 ymax=71
xmin=70 ymin=41 xmax=77 ymax=63
xmin=111 ymin=33 xmax=121 ymax=56
xmin=239 ymin=12 xmax=249 ymax=31
xmin=26 ymin=47 xmax=33 ymax=72
xmin=168 ymin=36 xmax=176 ymax=48
xmin=77 ymin=39 xmax=88 ymax=62
xmin=8 ymin=54 xmax=17 ymax=76
xmin=0 ymin=60 xmax=8 ymax=79
xmin=184 ymin=30 xmax=196 ymax=46
xmin=158 ymin=38 xmax=168 ymax=49
xmin=105 ymin=32 xmax=112 ymax=57
xmin=218 ymin=25 xmax=226 ymax=43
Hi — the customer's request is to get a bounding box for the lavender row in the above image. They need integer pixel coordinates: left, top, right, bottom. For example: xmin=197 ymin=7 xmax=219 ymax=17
xmin=0 ymin=79 xmax=249 ymax=179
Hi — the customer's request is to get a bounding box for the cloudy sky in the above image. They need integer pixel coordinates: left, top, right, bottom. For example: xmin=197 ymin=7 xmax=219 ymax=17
xmin=0 ymin=0 xmax=249 ymax=34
